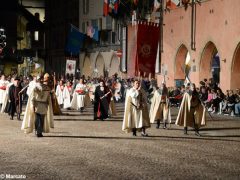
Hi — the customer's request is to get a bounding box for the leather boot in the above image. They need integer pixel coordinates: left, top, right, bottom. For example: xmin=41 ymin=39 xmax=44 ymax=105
xmin=163 ymin=121 xmax=167 ymax=129
xmin=141 ymin=127 xmax=148 ymax=137
xmin=184 ymin=127 xmax=188 ymax=135
xmin=17 ymin=113 xmax=21 ymax=120
xmin=132 ymin=128 xmax=137 ymax=136
xmin=156 ymin=120 xmax=160 ymax=129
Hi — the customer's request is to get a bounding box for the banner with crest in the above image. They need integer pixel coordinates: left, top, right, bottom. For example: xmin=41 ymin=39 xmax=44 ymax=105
xmin=66 ymin=59 xmax=76 ymax=75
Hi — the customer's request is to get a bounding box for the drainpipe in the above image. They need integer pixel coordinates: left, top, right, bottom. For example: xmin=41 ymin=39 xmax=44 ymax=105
xmin=159 ymin=0 xmax=164 ymax=73
xmin=191 ymin=0 xmax=196 ymax=50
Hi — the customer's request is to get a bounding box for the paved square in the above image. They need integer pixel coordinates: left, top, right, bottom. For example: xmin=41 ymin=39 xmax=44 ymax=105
xmin=0 ymin=103 xmax=239 ymax=179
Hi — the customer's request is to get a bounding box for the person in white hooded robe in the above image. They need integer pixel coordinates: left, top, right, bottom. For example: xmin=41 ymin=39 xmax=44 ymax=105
xmin=63 ymin=81 xmax=72 ymax=109
xmin=149 ymin=82 xmax=171 ymax=129
xmin=21 ymin=76 xmax=54 ymax=136
xmin=1 ymin=77 xmax=13 ymax=113
xmin=55 ymin=80 xmax=64 ymax=108
xmin=71 ymin=78 xmax=89 ymax=112
xmin=122 ymin=79 xmax=150 ymax=136
xmin=26 ymin=76 xmax=37 ymax=97
xmin=0 ymin=75 xmax=9 ymax=110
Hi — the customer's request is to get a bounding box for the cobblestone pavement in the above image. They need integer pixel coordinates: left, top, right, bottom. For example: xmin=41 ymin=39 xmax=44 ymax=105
xmin=0 ymin=103 xmax=239 ymax=180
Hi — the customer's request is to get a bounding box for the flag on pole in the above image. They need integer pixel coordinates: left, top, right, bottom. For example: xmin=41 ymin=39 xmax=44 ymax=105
xmin=154 ymin=0 xmax=160 ymax=11
xmin=113 ymin=0 xmax=119 ymax=14
xmin=103 ymin=0 xmax=109 ymax=16
xmin=87 ymin=25 xmax=99 ymax=41
xmin=166 ymin=0 xmax=178 ymax=9
xmin=109 ymin=0 xmax=114 ymax=13
xmin=136 ymin=22 xmax=160 ymax=76
xmin=65 ymin=24 xmax=86 ymax=55
xmin=92 ymin=26 xmax=99 ymax=41
xmin=87 ymin=26 xmax=94 ymax=38
xmin=66 ymin=59 xmax=76 ymax=75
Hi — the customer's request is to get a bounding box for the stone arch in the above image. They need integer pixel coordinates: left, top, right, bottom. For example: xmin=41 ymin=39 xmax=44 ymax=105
xmin=82 ymin=56 xmax=92 ymax=77
xmin=109 ymin=54 xmax=120 ymax=77
xmin=231 ymin=42 xmax=240 ymax=89
xmin=199 ymin=41 xmax=220 ymax=83
xmin=94 ymin=53 xmax=105 ymax=77
xmin=174 ymin=44 xmax=189 ymax=86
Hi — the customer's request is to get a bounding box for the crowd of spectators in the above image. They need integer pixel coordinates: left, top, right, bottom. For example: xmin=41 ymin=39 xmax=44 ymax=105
xmin=169 ymin=78 xmax=240 ymax=117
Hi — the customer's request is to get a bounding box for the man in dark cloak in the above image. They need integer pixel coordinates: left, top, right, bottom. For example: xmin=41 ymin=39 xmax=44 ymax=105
xmin=94 ymin=80 xmax=111 ymax=121
xmin=8 ymin=77 xmax=22 ymax=120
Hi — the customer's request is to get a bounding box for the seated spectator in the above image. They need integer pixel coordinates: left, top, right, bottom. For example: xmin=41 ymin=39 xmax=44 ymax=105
xmin=199 ymin=86 xmax=208 ymax=104
xmin=210 ymin=89 xmax=223 ymax=113
xmin=206 ymin=89 xmax=214 ymax=110
xmin=223 ymin=90 xmax=236 ymax=116
xmin=219 ymin=90 xmax=229 ymax=114
xmin=169 ymin=86 xmax=181 ymax=107
xmin=199 ymin=81 xmax=206 ymax=92
xmin=234 ymin=89 xmax=240 ymax=116
xmin=208 ymin=78 xmax=218 ymax=90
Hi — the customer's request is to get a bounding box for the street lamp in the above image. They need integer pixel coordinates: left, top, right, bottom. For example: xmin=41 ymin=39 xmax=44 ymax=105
xmin=0 ymin=28 xmax=7 ymax=49
xmin=0 ymin=28 xmax=6 ymax=57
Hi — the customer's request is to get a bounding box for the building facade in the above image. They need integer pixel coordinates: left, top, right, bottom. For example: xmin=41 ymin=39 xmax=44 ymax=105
xmin=45 ymin=0 xmax=79 ymax=78
xmin=0 ymin=0 xmax=44 ymax=76
xmin=155 ymin=0 xmax=240 ymax=91
xmin=79 ymin=0 xmax=122 ymax=78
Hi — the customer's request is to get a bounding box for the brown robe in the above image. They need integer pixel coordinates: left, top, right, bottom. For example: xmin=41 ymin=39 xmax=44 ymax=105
xmin=175 ymin=92 xmax=206 ymax=128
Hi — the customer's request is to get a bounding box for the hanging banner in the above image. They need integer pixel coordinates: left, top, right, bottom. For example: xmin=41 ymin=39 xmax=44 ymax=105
xmin=136 ymin=22 xmax=160 ymax=76
xmin=66 ymin=59 xmax=76 ymax=75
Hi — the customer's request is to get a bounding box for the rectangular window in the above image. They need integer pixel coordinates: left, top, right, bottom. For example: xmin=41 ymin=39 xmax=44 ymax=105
xmin=98 ymin=18 xmax=102 ymax=30
xmin=107 ymin=31 xmax=111 ymax=44
xmin=106 ymin=16 xmax=112 ymax=30
xmin=34 ymin=31 xmax=39 ymax=41
xmin=112 ymin=32 xmax=116 ymax=44
xmin=91 ymin=19 xmax=98 ymax=27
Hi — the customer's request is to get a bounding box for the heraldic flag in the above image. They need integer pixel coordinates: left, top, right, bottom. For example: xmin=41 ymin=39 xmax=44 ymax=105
xmin=65 ymin=24 xmax=86 ymax=55
xmin=136 ymin=22 xmax=160 ymax=76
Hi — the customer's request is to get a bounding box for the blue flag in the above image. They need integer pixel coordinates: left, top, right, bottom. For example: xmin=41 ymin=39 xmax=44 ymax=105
xmin=93 ymin=26 xmax=99 ymax=41
xmin=65 ymin=25 xmax=86 ymax=55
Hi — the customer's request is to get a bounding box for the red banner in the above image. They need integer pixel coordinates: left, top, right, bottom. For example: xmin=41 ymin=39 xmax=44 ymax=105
xmin=136 ymin=22 xmax=160 ymax=76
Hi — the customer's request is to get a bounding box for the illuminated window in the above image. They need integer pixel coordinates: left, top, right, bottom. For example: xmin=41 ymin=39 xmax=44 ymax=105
xmin=34 ymin=31 xmax=39 ymax=41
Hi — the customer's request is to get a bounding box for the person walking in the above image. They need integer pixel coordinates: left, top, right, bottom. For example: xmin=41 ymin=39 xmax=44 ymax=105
xmin=175 ymin=83 xmax=206 ymax=136
xmin=122 ymin=79 xmax=150 ymax=136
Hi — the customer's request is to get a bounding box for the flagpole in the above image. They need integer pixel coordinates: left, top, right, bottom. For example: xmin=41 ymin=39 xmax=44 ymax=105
xmin=159 ymin=0 xmax=164 ymax=74
xmin=191 ymin=0 xmax=196 ymax=50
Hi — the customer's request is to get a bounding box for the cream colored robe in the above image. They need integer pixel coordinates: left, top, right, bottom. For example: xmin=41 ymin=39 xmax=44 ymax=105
xmin=55 ymin=85 xmax=64 ymax=105
xmin=21 ymin=84 xmax=54 ymax=134
xmin=109 ymin=98 xmax=117 ymax=116
xmin=71 ymin=85 xmax=91 ymax=110
xmin=63 ymin=86 xmax=72 ymax=109
xmin=1 ymin=82 xmax=12 ymax=113
xmin=71 ymin=83 xmax=88 ymax=109
xmin=175 ymin=92 xmax=206 ymax=128
xmin=122 ymin=88 xmax=150 ymax=133
xmin=27 ymin=80 xmax=37 ymax=96
xmin=0 ymin=80 xmax=9 ymax=104
xmin=114 ymin=82 xmax=121 ymax=101
xmin=149 ymin=90 xmax=171 ymax=124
